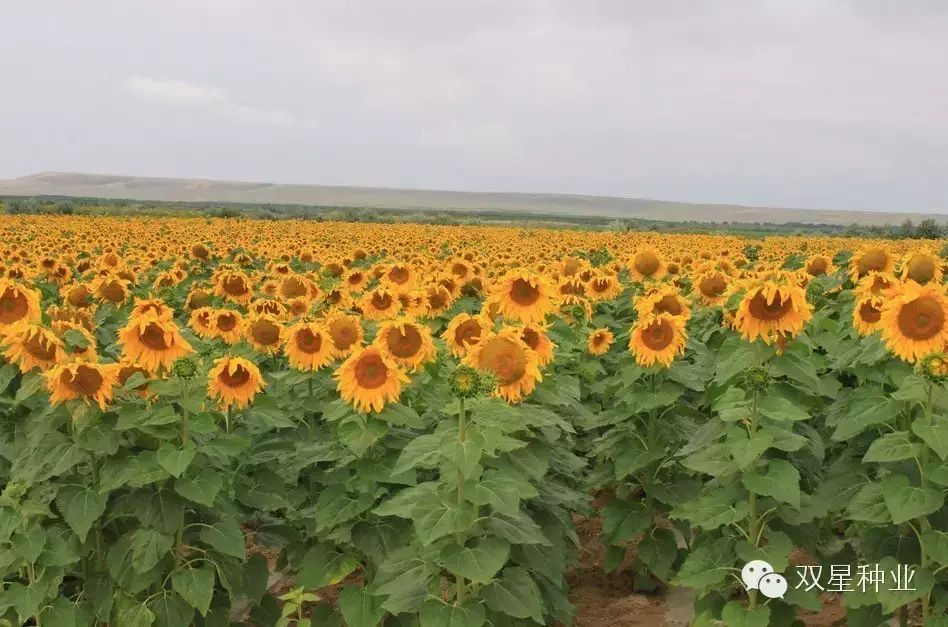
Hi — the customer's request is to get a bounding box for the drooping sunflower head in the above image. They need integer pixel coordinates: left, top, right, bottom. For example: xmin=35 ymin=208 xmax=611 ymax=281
xmin=694 ymin=270 xmax=730 ymax=306
xmin=207 ymin=356 xmax=266 ymax=410
xmin=587 ymin=328 xmax=614 ymax=356
xmin=382 ymin=263 xmax=415 ymax=290
xmin=852 ymin=296 xmax=884 ymax=336
xmin=46 ymin=361 xmax=118 ymax=410
xmin=443 ymin=312 xmax=490 ymax=357
xmin=343 ymin=269 xmax=370 ymax=294
xmin=250 ymin=298 xmax=288 ymax=319
xmin=361 ymin=287 xmax=401 ymax=321
xmin=51 ymin=320 xmax=97 ymax=361
xmin=628 ymin=313 xmax=687 ymax=367
xmin=279 ymin=274 xmax=312 ymax=301
xmin=283 ymin=320 xmax=334 ymax=371
xmin=129 ymin=298 xmax=175 ymax=322
xmin=586 ymin=272 xmax=621 ymax=301
xmin=244 ymin=313 xmax=284 ymax=355
xmin=210 ymin=309 xmax=245 ymax=344
xmin=804 ymin=254 xmax=834 ymax=277
xmin=900 ymin=252 xmax=943 ymax=286
xmin=2 ymin=323 xmax=65 ymax=372
xmin=334 ymin=346 xmax=409 ymax=413
xmin=733 ymin=280 xmax=813 ymax=345
xmin=63 ymin=283 xmax=94 ymax=309
xmin=374 ymin=319 xmax=436 ymax=372
xmin=635 ymin=284 xmax=692 ymax=321
xmin=491 ymin=271 xmax=554 ymax=325
xmin=880 ymin=282 xmax=948 ymax=363
xmin=119 ymin=313 xmax=194 ymax=373
xmin=463 ymin=327 xmax=542 ymax=404
xmin=850 ymin=246 xmax=894 ymax=282
xmin=215 ymin=271 xmax=252 ymax=304
xmin=629 ymin=248 xmax=667 ymax=282
xmin=854 ymin=272 xmax=901 ymax=302
xmin=425 ymin=285 xmax=453 ymax=317
xmin=325 ymin=313 xmax=365 ymax=357
xmin=93 ymin=275 xmax=130 ymax=305
xmin=0 ymin=280 xmax=42 ymax=329
xmin=518 ymin=323 xmax=555 ymax=367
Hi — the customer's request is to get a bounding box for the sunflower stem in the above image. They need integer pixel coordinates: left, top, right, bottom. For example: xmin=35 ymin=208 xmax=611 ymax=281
xmin=176 ymin=397 xmax=190 ymax=568
xmin=918 ymin=383 xmax=934 ymax=622
xmin=747 ymin=387 xmax=760 ymax=611
xmin=456 ymin=396 xmax=467 ymax=602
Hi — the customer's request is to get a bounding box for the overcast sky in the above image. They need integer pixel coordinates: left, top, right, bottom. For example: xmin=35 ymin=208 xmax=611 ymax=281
xmin=2 ymin=1 xmax=947 ymax=212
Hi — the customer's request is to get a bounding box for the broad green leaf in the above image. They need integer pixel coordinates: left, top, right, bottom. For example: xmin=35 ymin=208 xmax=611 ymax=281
xmin=671 ymin=489 xmax=749 ymax=530
xmin=721 ymin=601 xmax=770 ymax=627
xmin=600 ymin=498 xmax=650 ymax=545
xmin=921 ymin=529 xmax=948 ymax=566
xmin=636 ymin=528 xmax=678 ymax=580
xmin=483 ymin=567 xmax=543 ymax=623
xmin=419 ymin=599 xmax=486 ymax=627
xmin=55 ymin=484 xmax=108 ymax=541
xmin=862 ymin=431 xmax=920 ymax=463
xmin=113 ymin=596 xmax=156 ymax=627
xmin=736 ymin=530 xmax=793 ymax=573
xmin=150 ymin=592 xmax=193 ymax=627
xmin=845 ymin=482 xmax=891 ymax=524
xmin=414 ymin=500 xmax=477 ymax=546
xmin=742 ymin=459 xmax=800 ymax=508
xmin=726 ymin=427 xmax=773 ymax=470
xmin=681 ymin=442 xmax=735 ymax=477
xmin=672 ymin=538 xmax=734 ymax=591
xmin=157 ymin=442 xmax=197 ymax=478
xmin=129 ymin=528 xmax=174 ymax=574
xmin=392 ymin=433 xmax=444 ymax=475
xmin=486 ymin=510 xmax=551 ymax=546
xmin=338 ymin=586 xmax=385 ymax=627
xmin=439 ymin=537 xmax=510 ymax=584
xmin=757 ymin=392 xmax=809 ymax=422
xmin=297 ymin=544 xmax=359 ymax=589
xmin=882 ymin=474 xmax=944 ymax=524
xmin=451 ymin=430 xmax=486 ymax=478
xmin=172 ymin=565 xmax=215 ymax=616
xmin=174 ymin=469 xmax=223 ymax=507
xmin=912 ymin=415 xmax=948 ymax=461
xmin=199 ymin=517 xmax=245 ymax=559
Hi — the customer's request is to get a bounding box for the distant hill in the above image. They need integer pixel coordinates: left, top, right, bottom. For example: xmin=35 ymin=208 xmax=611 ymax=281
xmin=1 ymin=171 xmax=946 ymax=226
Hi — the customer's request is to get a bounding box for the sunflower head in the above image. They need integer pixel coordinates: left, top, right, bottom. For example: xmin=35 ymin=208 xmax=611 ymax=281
xmin=0 ymin=280 xmax=42 ymax=328
xmin=443 ymin=313 xmax=490 ymax=357
xmin=374 ymin=319 xmax=436 ymax=372
xmin=450 ymin=365 xmax=485 ymax=398
xmin=325 ymin=313 xmax=364 ymax=357
xmin=850 ymin=246 xmax=894 ymax=282
xmin=918 ymin=352 xmax=948 ymax=384
xmin=880 ymin=282 xmax=948 ymax=363
xmin=283 ymin=321 xmax=334 ymax=371
xmin=334 ymin=346 xmax=409 ymax=413
xmin=2 ymin=323 xmax=66 ymax=372
xmin=587 ymin=328 xmax=614 ymax=356
xmin=119 ymin=313 xmax=194 ymax=373
xmin=463 ymin=327 xmax=542 ymax=403
xmin=46 ymin=362 xmax=119 ymax=410
xmin=900 ymin=252 xmax=942 ymax=285
xmin=173 ymin=357 xmax=198 ymax=380
xmin=629 ymin=248 xmax=667 ymax=282
xmin=491 ymin=271 xmax=554 ymax=325
xmin=742 ymin=367 xmax=772 ymax=393
xmin=245 ymin=313 xmax=284 ymax=355
xmin=628 ymin=313 xmax=687 ymax=368
xmin=733 ymin=280 xmax=813 ymax=345
xmin=207 ymin=356 xmax=266 ymax=409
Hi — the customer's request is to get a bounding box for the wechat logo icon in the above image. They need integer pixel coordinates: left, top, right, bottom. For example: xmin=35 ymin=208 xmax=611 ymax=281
xmin=741 ymin=560 xmax=788 ymax=599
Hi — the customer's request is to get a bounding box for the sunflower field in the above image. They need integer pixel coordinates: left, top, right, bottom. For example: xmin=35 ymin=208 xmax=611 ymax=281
xmin=0 ymin=214 xmax=947 ymax=627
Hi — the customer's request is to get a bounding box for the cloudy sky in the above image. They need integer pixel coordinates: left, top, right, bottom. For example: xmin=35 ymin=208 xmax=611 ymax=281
xmin=2 ymin=1 xmax=947 ymax=212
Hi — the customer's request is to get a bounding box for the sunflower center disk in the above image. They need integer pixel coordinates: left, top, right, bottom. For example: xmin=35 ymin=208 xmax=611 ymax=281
xmin=354 ymin=354 xmax=389 ymax=389
xmin=509 ymin=279 xmax=540 ymax=306
xmin=387 ymin=327 xmax=422 ymax=358
xmin=898 ymin=296 xmax=945 ymax=340
xmin=482 ymin=339 xmax=527 ymax=385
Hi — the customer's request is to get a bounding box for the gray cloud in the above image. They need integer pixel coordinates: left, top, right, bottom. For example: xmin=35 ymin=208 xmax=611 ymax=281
xmin=1 ymin=0 xmax=947 ymax=212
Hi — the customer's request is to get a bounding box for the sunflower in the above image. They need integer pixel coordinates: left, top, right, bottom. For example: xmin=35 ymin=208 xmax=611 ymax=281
xmin=559 ymin=294 xmax=593 ymax=324
xmin=629 ymin=248 xmax=667 ymax=282
xmin=443 ymin=312 xmax=491 ymax=357
xmin=0 ymin=279 xmax=41 ymax=328
xmin=733 ymin=280 xmax=813 ymax=345
xmin=850 ymin=246 xmax=895 ymax=282
xmin=361 ymin=288 xmax=401 ymax=320
xmin=51 ymin=320 xmax=97 ymax=361
xmin=189 ymin=307 xmax=214 ymax=338
xmin=93 ymin=275 xmax=130 ymax=305
xmin=215 ymin=271 xmax=252 ymax=305
xmin=325 ymin=313 xmax=365 ymax=357
xmin=342 ymin=269 xmax=370 ymax=293
xmin=116 ymin=360 xmax=151 ymax=396
xmin=129 ymin=298 xmax=175 ymax=322
xmin=694 ymin=270 xmax=729 ymax=306
xmin=463 ymin=327 xmax=542 ymax=403
xmin=900 ymin=252 xmax=943 ymax=285
xmin=210 ymin=309 xmax=245 ymax=344
xmin=250 ymin=298 xmax=288 ymax=319
xmin=852 ymin=297 xmax=884 ymax=336
xmin=287 ymin=297 xmax=312 ymax=318
xmin=46 ymin=361 xmax=118 ymax=410
xmin=804 ymin=254 xmax=834 ymax=277
xmin=628 ymin=313 xmax=687 ymax=367
xmin=63 ymin=283 xmax=95 ymax=309
xmin=519 ymin=323 xmax=555 ymax=367
xmin=587 ymin=328 xmax=614 ymax=355
xmin=880 ymin=282 xmax=948 ymax=362
xmin=244 ymin=313 xmax=284 ymax=355
xmin=586 ymin=272 xmax=621 ymax=301
xmin=283 ymin=321 xmax=334 ymax=371
xmin=490 ymin=271 xmax=555 ymax=325
xmin=207 ymin=356 xmax=266 ymax=409
xmin=119 ymin=313 xmax=193 ymax=372
xmin=374 ymin=319 xmax=436 ymax=372
xmin=2 ymin=323 xmax=65 ymax=372
xmin=279 ymin=274 xmax=313 ymax=301
xmin=635 ymin=284 xmax=692 ymax=321
xmin=334 ymin=346 xmax=409 ymax=413
xmin=382 ymin=263 xmax=416 ymax=290
xmin=424 ymin=285 xmax=453 ymax=317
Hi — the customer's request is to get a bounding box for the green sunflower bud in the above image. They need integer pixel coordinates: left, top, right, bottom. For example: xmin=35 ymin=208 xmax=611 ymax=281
xmin=918 ymin=352 xmax=948 ymax=384
xmin=173 ymin=357 xmax=198 ymax=380
xmin=450 ymin=365 xmax=482 ymax=399
xmin=742 ymin=367 xmax=772 ymax=393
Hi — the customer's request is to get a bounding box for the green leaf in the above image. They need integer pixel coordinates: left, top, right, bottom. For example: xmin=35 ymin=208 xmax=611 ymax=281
xmin=862 ymin=431 xmax=921 ymax=463
xmin=845 ymin=482 xmax=891 ymax=524
xmin=157 ymin=442 xmax=197 ymax=478
xmin=757 ymin=392 xmax=809 ymax=422
xmin=920 ymin=529 xmax=948 ymax=566
xmin=483 ymin=567 xmax=543 ymax=623
xmin=337 ymin=416 xmax=388 ymax=456
xmin=314 ymin=485 xmax=374 ymax=532
xmin=882 ymin=474 xmax=944 ymax=524
xmin=726 ymin=427 xmax=773 ymax=471
xmin=297 ymin=544 xmax=359 ymax=589
xmin=636 ymin=528 xmax=678 ymax=580
xmin=373 ymin=551 xmax=431 ymax=615
xmin=150 ymin=592 xmax=193 ymax=627
xmin=113 ymin=596 xmax=156 ymax=627
xmin=736 ymin=530 xmax=793 ymax=573
xmin=0 ymin=363 xmax=18 ymax=394
xmin=392 ymin=433 xmax=444 ymax=475
xmin=466 ymin=472 xmax=533 ymax=516
xmin=129 ymin=528 xmax=174 ymax=574
xmin=486 ymin=511 xmax=551 ymax=546
xmin=721 ymin=601 xmax=770 ymax=627
xmin=681 ymin=442 xmax=735 ymax=477
xmin=671 ymin=489 xmax=749 ymax=530
xmin=742 ymin=459 xmax=800 ymax=508
xmin=55 ymin=484 xmax=108 ymax=541
xmin=171 ymin=565 xmax=215 ymax=616
xmin=439 ymin=537 xmax=510 ymax=584
xmin=912 ymin=415 xmax=948 ymax=461
xmin=199 ymin=517 xmax=245 ymax=559
xmin=338 ymin=586 xmax=385 ymax=627
xmin=419 ymin=599 xmax=486 ymax=627
xmin=451 ymin=431 xmax=486 ymax=478
xmin=672 ymin=538 xmax=734 ymax=591
xmin=174 ymin=469 xmax=223 ymax=507
xmin=600 ymin=498 xmax=650 ymax=545
xmin=414 ymin=500 xmax=477 ymax=546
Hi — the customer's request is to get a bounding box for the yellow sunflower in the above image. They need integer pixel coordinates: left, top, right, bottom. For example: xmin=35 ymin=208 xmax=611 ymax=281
xmin=900 ymin=252 xmax=943 ymax=286
xmin=880 ymin=282 xmax=948 ymax=362
xmin=852 ymin=297 xmax=884 ymax=336
xmin=628 ymin=313 xmax=687 ymax=367
xmin=443 ymin=312 xmax=490 ymax=357
xmin=586 ymin=272 xmax=621 ymax=301
xmin=0 ymin=279 xmax=42 ymax=329
xmin=189 ymin=307 xmax=214 ymax=339
xmin=207 ymin=356 xmax=266 ymax=409
xmin=283 ymin=320 xmax=334 ymax=371
xmin=244 ymin=313 xmax=284 ymax=355
xmin=373 ymin=319 xmax=436 ymax=372
xmin=804 ymin=254 xmax=835 ymax=277
xmin=325 ymin=313 xmax=365 ymax=357
xmin=587 ymin=328 xmax=614 ymax=356
xmin=119 ymin=313 xmax=194 ymax=372
xmin=209 ymin=309 xmax=245 ymax=344
xmin=215 ymin=271 xmax=253 ymax=305
xmin=2 ymin=323 xmax=65 ymax=372
xmin=629 ymin=248 xmax=667 ymax=282
xmin=92 ymin=275 xmax=130 ymax=305
xmin=490 ymin=271 xmax=555 ymax=325
xmin=733 ymin=280 xmax=813 ymax=345
xmin=635 ymin=284 xmax=692 ymax=321
xmin=361 ymin=288 xmax=401 ymax=320
xmin=334 ymin=346 xmax=409 ymax=413
xmin=51 ymin=320 xmax=97 ymax=361
xmin=850 ymin=246 xmax=895 ymax=282
xmin=694 ymin=270 xmax=730 ymax=306
xmin=518 ymin=323 xmax=555 ymax=367
xmin=46 ymin=361 xmax=118 ymax=410
xmin=463 ymin=327 xmax=542 ymax=403
xmin=129 ymin=297 xmax=175 ymax=322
